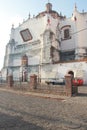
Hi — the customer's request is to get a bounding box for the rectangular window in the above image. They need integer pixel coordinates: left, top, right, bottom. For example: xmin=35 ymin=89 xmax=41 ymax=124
xmin=20 ymin=29 xmax=32 ymax=42
xmin=60 ymin=51 xmax=75 ymax=61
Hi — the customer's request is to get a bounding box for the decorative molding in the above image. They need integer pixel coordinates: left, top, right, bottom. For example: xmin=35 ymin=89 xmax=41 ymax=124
xmin=61 ymin=25 xmax=71 ymax=30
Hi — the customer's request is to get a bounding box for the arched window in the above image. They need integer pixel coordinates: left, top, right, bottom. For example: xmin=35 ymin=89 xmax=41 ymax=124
xmin=21 ymin=54 xmax=28 ymax=66
xmin=61 ymin=25 xmax=71 ymax=40
xmin=64 ymin=29 xmax=70 ymax=39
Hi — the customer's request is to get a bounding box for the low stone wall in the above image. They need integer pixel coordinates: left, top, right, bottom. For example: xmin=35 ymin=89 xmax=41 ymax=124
xmin=37 ymin=83 xmax=66 ymax=95
xmin=0 ymin=74 xmax=78 ymax=97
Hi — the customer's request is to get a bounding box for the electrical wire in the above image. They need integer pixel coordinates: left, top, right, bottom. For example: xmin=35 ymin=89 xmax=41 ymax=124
xmin=71 ymin=27 xmax=87 ymax=35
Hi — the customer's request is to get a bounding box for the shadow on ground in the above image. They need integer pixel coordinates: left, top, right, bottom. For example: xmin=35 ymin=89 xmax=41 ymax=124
xmin=0 ymin=112 xmax=44 ymax=130
xmin=77 ymin=93 xmax=87 ymax=97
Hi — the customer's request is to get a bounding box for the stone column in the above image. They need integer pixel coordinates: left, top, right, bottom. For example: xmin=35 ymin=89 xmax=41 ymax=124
xmin=65 ymin=74 xmax=73 ymax=97
xmin=7 ymin=75 xmax=13 ymax=87
xmin=30 ymin=75 xmax=37 ymax=89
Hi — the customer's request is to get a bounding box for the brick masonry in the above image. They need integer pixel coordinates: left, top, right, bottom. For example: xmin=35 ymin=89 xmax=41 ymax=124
xmin=30 ymin=75 xmax=37 ymax=89
xmin=6 ymin=73 xmax=78 ymax=97
xmin=7 ymin=75 xmax=13 ymax=87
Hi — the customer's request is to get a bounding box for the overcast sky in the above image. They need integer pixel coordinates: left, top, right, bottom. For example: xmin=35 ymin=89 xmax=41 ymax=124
xmin=0 ymin=0 xmax=87 ymax=70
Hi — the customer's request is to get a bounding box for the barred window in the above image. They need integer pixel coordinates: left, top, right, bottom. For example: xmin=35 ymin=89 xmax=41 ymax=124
xmin=61 ymin=25 xmax=71 ymax=41
xmin=64 ymin=29 xmax=70 ymax=39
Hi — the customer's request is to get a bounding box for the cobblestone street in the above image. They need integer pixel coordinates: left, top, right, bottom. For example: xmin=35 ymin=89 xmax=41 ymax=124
xmin=0 ymin=87 xmax=87 ymax=130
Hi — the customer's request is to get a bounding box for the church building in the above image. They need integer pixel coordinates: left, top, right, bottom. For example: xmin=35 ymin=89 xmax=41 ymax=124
xmin=2 ymin=2 xmax=87 ymax=84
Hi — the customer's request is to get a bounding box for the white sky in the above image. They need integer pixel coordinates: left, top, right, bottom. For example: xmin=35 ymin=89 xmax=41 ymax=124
xmin=0 ymin=0 xmax=87 ymax=70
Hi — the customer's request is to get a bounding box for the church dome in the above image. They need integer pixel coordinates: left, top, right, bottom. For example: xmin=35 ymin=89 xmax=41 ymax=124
xmin=36 ymin=2 xmax=62 ymax=19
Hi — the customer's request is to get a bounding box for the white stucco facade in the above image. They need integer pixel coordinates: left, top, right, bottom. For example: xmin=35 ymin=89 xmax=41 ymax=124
xmin=2 ymin=2 xmax=87 ymax=84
